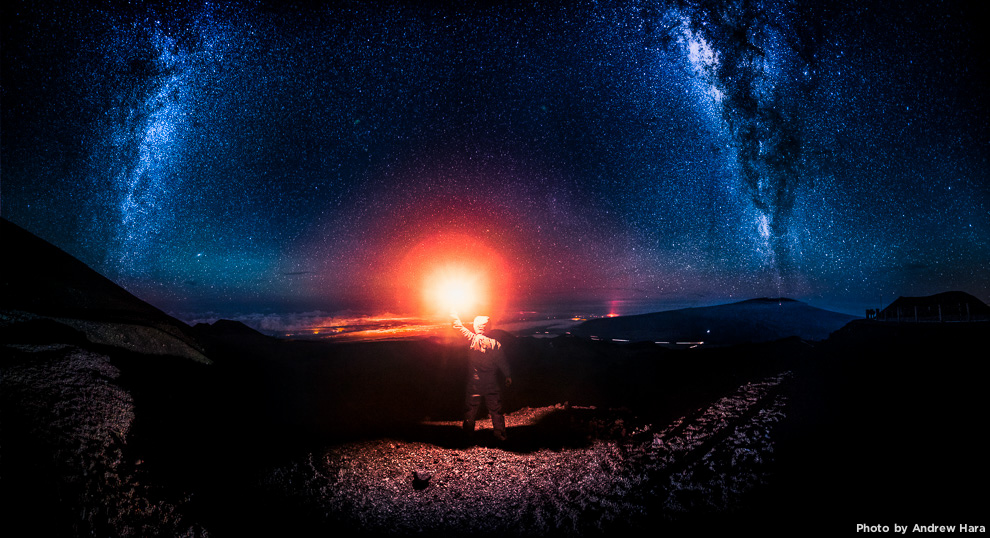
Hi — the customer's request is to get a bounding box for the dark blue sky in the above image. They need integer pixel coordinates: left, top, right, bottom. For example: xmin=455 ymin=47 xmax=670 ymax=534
xmin=3 ymin=0 xmax=987 ymax=319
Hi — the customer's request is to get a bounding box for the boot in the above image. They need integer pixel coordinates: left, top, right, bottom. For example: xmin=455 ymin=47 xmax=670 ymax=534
xmin=492 ymin=414 xmax=507 ymax=442
xmin=461 ymin=420 xmax=476 ymax=446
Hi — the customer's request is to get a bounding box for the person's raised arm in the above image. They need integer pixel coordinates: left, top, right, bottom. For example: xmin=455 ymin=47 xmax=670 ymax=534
xmin=451 ymin=312 xmax=474 ymax=340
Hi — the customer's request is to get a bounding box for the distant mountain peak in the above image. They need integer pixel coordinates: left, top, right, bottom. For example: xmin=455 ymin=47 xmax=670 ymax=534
xmin=891 ymin=291 xmax=987 ymax=306
xmin=737 ymin=297 xmax=800 ymax=305
xmin=196 ymin=319 xmax=267 ymax=337
xmin=574 ymin=296 xmax=857 ymax=346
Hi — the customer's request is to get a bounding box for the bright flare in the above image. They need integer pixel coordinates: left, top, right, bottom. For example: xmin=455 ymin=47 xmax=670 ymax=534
xmin=424 ymin=265 xmax=485 ymax=316
xmin=392 ymin=232 xmax=511 ymax=320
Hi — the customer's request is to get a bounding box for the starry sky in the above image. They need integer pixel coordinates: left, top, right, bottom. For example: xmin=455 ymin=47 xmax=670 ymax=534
xmin=3 ymin=0 xmax=988 ymax=322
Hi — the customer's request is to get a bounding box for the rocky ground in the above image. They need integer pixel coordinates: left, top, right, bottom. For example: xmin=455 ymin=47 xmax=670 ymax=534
xmin=1 ymin=343 xmax=207 ymax=537
xmin=257 ymin=373 xmax=792 ymax=537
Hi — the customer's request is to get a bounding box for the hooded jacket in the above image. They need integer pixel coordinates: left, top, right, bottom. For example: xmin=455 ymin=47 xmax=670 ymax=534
xmin=454 ymin=316 xmax=512 ymax=395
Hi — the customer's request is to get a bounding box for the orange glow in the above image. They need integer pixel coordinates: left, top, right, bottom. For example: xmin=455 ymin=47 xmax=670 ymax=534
xmin=285 ymin=315 xmax=450 ymax=342
xmin=424 ymin=265 xmax=485 ymax=316
xmin=392 ymin=233 xmax=512 ymax=320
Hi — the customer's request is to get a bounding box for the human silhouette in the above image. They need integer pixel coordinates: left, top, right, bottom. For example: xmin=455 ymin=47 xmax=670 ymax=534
xmin=452 ymin=314 xmax=512 ymax=442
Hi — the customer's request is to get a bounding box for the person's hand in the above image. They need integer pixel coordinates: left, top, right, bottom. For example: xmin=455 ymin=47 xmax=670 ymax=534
xmin=505 ymin=377 xmax=513 ymax=388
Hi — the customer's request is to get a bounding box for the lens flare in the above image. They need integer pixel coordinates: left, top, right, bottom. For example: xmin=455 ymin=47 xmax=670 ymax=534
xmin=424 ymin=265 xmax=485 ymax=316
xmin=393 ymin=233 xmax=511 ymax=320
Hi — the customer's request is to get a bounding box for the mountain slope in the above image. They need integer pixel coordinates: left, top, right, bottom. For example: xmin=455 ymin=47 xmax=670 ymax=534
xmin=0 ymin=218 xmax=209 ymax=363
xmin=572 ymin=298 xmax=860 ymax=345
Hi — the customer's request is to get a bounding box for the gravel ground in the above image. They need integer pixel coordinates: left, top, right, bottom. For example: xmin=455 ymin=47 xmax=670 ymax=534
xmin=259 ymin=373 xmax=792 ymax=537
xmin=2 ymin=333 xmax=794 ymax=538
xmin=1 ymin=344 xmax=207 ymax=537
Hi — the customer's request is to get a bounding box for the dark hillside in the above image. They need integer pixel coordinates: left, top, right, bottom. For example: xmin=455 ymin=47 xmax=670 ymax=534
xmin=1 ymin=218 xmax=207 ymax=362
xmin=819 ymin=320 xmax=988 ymax=523
xmin=2 ymin=218 xmax=174 ymax=323
xmin=573 ymin=297 xmax=859 ymax=345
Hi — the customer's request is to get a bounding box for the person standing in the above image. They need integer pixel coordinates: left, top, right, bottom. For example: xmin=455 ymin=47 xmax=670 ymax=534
xmin=452 ymin=314 xmax=512 ymax=442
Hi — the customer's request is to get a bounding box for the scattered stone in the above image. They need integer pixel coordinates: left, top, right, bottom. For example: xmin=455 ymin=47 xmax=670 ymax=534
xmin=413 ymin=469 xmax=433 ymax=490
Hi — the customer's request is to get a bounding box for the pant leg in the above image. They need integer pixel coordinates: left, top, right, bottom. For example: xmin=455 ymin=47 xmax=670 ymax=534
xmin=484 ymin=392 xmax=506 ymax=439
xmin=463 ymin=394 xmax=481 ymax=432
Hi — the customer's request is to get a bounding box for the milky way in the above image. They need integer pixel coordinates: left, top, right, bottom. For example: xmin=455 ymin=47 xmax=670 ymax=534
xmin=2 ymin=0 xmax=987 ymax=318
xmin=111 ymin=7 xmax=230 ymax=272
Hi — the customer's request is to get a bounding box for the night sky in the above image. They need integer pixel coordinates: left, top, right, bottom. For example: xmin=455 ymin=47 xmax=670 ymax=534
xmin=3 ymin=0 xmax=987 ymax=324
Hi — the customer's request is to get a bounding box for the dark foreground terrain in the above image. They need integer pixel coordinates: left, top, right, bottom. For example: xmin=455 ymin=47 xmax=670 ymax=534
xmin=3 ymin=315 xmax=986 ymax=537
xmin=2 ymin=217 xmax=986 ymax=536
